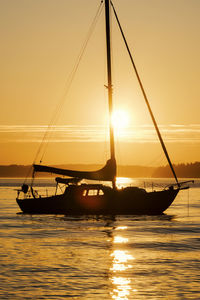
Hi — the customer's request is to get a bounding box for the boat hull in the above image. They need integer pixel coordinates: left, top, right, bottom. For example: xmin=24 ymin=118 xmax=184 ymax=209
xmin=16 ymin=185 xmax=179 ymax=215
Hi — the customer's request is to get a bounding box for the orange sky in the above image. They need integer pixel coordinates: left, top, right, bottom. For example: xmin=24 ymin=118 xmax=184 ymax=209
xmin=0 ymin=0 xmax=200 ymax=166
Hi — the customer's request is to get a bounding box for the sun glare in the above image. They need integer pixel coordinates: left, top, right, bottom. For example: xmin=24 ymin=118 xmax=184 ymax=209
xmin=111 ymin=110 xmax=130 ymax=133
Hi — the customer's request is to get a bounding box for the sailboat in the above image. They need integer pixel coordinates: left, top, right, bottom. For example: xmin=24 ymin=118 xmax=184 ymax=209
xmin=16 ymin=0 xmax=190 ymax=215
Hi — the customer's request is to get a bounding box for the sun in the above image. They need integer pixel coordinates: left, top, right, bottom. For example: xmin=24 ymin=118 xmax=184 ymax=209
xmin=111 ymin=109 xmax=130 ymax=130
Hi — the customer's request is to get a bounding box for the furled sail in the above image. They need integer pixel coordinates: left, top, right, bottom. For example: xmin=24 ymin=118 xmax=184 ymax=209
xmin=55 ymin=177 xmax=81 ymax=185
xmin=33 ymin=159 xmax=116 ymax=181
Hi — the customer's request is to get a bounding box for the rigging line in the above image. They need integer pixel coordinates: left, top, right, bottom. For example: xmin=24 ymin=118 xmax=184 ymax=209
xmin=35 ymin=2 xmax=104 ymax=164
xmin=33 ymin=1 xmax=104 ymax=165
xmin=23 ymin=165 xmax=33 ymax=185
xmin=111 ymin=1 xmax=180 ymax=187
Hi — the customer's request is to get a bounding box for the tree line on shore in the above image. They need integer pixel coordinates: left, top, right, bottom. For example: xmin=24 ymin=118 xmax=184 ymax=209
xmin=152 ymin=162 xmax=200 ymax=178
xmin=0 ymin=162 xmax=199 ymax=178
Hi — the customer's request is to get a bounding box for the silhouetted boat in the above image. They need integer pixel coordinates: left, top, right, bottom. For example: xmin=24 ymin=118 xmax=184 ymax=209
xmin=16 ymin=0 xmax=190 ymax=215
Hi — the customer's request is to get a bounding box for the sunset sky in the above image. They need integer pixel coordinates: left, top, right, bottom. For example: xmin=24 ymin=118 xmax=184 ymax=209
xmin=0 ymin=0 xmax=200 ymax=167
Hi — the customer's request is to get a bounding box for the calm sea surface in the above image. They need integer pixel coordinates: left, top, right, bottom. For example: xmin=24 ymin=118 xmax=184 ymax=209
xmin=0 ymin=178 xmax=199 ymax=299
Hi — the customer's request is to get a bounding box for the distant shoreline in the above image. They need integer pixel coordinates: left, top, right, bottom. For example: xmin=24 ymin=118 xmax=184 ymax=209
xmin=0 ymin=162 xmax=199 ymax=178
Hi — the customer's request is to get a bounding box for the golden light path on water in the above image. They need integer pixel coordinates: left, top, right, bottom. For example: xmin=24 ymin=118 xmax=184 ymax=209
xmin=115 ymin=177 xmax=134 ymax=189
xmin=109 ymin=225 xmax=137 ymax=300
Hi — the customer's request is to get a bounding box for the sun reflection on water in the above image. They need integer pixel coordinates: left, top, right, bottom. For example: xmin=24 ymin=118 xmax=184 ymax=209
xmin=109 ymin=229 xmax=137 ymax=299
xmin=111 ymin=277 xmax=131 ymax=299
xmin=114 ymin=236 xmax=129 ymax=244
xmin=110 ymin=249 xmax=134 ymax=273
xmin=116 ymin=177 xmax=135 ymax=189
xmin=116 ymin=226 xmax=128 ymax=230
xmin=111 ymin=250 xmax=134 ymax=265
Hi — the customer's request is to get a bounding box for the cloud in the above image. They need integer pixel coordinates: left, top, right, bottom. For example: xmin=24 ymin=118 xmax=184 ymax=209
xmin=0 ymin=124 xmax=200 ymax=144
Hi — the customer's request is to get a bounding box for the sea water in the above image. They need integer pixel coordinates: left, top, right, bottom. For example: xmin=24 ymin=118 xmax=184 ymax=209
xmin=0 ymin=178 xmax=199 ymax=299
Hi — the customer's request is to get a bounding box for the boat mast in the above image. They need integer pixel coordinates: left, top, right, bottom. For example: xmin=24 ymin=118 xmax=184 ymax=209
xmin=105 ymin=0 xmax=116 ymax=189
